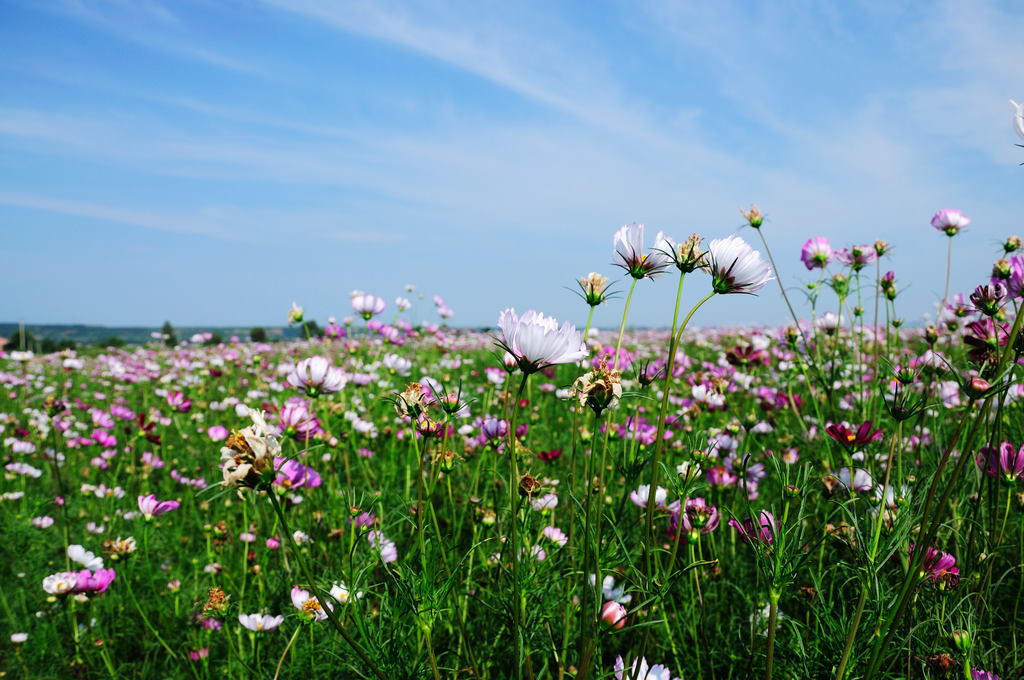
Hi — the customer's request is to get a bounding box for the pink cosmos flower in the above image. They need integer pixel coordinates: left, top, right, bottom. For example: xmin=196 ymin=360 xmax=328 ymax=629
xmin=835 ymin=244 xmax=878 ymax=270
xmin=291 ymin=586 xmax=330 ymax=621
xmin=207 ymin=425 xmax=229 ymax=441
xmin=351 ymin=294 xmax=386 ymax=320
xmin=138 ymin=494 xmax=181 ymax=520
xmin=931 ymin=209 xmax=970 ymax=236
xmin=286 ymin=357 xmax=345 ymax=396
xmin=800 ymin=237 xmax=833 ymax=270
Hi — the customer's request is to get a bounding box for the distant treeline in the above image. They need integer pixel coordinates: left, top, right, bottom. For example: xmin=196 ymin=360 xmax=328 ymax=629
xmin=0 ymin=322 xmax=313 ymax=354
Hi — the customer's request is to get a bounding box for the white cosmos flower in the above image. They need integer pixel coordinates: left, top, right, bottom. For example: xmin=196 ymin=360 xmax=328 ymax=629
xmin=286 ymin=356 xmax=345 ymax=395
xmin=238 ymin=613 xmax=284 ymax=632
xmin=68 ymin=544 xmax=104 ymax=570
xmin=707 ymin=234 xmax=773 ymax=294
xmin=496 ymin=309 xmax=588 ymax=374
xmin=1012 ymin=99 xmax=1024 ymax=141
xmin=613 ymin=223 xmax=671 ymax=279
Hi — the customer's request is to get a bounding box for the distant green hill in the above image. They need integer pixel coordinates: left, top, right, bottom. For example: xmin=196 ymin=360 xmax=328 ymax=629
xmin=0 ymin=323 xmax=302 ymax=349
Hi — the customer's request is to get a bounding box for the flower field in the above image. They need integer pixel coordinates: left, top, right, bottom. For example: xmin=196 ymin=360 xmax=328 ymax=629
xmin=3 ymin=218 xmax=1024 ymax=680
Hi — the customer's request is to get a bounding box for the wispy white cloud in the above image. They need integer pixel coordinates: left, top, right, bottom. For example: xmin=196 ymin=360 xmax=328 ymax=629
xmin=25 ymin=0 xmax=261 ymax=74
xmin=0 ymin=191 xmax=406 ymax=245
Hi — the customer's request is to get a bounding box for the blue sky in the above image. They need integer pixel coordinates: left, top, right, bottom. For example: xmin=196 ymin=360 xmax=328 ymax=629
xmin=1 ymin=0 xmax=1022 ymax=330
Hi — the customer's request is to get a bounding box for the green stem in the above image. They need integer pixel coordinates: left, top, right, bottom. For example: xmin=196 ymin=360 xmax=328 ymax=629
xmin=613 ymin=278 xmax=639 ymax=371
xmin=269 ymin=492 xmax=388 ymax=680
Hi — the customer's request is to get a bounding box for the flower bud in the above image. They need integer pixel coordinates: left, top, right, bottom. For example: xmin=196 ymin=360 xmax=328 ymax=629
xmin=600 ymin=601 xmax=627 ymax=630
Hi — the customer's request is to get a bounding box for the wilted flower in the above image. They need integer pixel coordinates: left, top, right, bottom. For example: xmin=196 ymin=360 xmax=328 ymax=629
xmin=287 ymin=302 xmax=303 ymax=324
xmin=577 ymin=273 xmax=611 ymax=306
xmin=707 ymin=235 xmax=773 ymax=294
xmin=570 ymin=361 xmax=622 ymax=416
xmin=800 ymin=237 xmax=833 ymax=270
xmin=496 ymin=308 xmax=587 ymax=374
xmin=739 ymin=204 xmax=763 ymax=228
xmin=931 ymin=209 xmax=970 ymax=237
xmin=613 ymin=223 xmax=671 ymax=280
xmin=660 ymin=233 xmax=709 ymax=273
xmin=220 ymin=409 xmax=282 ymax=490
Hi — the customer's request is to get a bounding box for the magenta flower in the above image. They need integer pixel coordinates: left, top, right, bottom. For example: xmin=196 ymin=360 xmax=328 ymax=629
xmin=166 ymin=392 xmax=192 ymax=413
xmin=800 ymin=237 xmax=833 ymax=270
xmin=998 ymin=441 xmax=1024 ymax=483
xmin=728 ymin=509 xmax=777 ymax=545
xmin=207 ymin=425 xmax=229 ymax=441
xmin=138 ymin=494 xmax=181 ymax=520
xmin=931 ymin=209 xmax=970 ymax=236
xmin=286 ymin=356 xmax=344 ymax=396
xmin=668 ymin=497 xmax=720 ymax=542
xmin=276 ymin=399 xmax=321 ymax=440
xmin=972 ymin=669 xmax=1000 ymax=680
xmin=913 ymin=544 xmax=960 ymax=589
xmin=73 ymin=568 xmax=116 ymax=594
xmin=273 ymin=457 xmax=322 ymax=489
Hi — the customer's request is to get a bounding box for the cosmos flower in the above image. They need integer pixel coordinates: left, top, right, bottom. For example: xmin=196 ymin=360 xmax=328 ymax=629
xmin=613 ymin=223 xmax=671 ymax=280
xmin=137 ymin=494 xmax=181 ymax=520
xmin=290 ymin=586 xmax=330 ymax=621
xmin=931 ymin=209 xmax=970 ymax=237
xmin=826 ymin=420 xmax=883 ymax=450
xmin=613 ymin=655 xmax=680 ymax=680
xmin=286 ymin=356 xmax=345 ymax=396
xmin=238 ymin=613 xmax=284 ymax=632
xmin=496 ymin=308 xmax=587 ymax=374
xmin=800 ymin=237 xmax=833 ymax=270
xmin=728 ymin=510 xmax=777 ymax=545
xmin=706 ymin=235 xmax=773 ymax=294
xmin=68 ymin=544 xmax=104 ymax=570
xmin=351 ymin=294 xmax=386 ymax=320
xmin=835 ymin=244 xmax=878 ymax=270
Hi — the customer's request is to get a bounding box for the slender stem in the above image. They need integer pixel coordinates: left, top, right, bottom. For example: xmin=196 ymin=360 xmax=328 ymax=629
xmin=269 ymin=492 xmax=388 ymax=680
xmin=507 ymin=372 xmax=532 ymax=680
xmin=613 ymin=278 xmax=639 ymax=371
